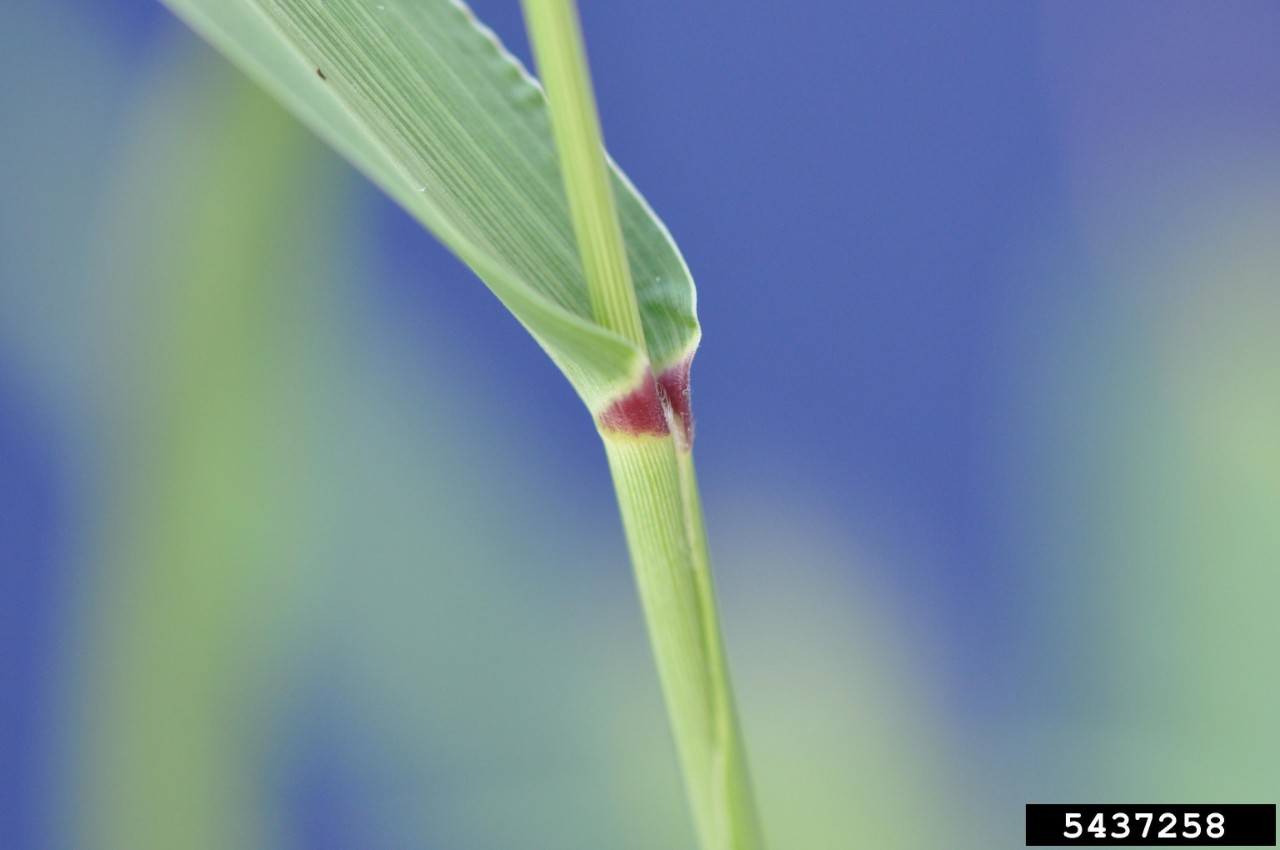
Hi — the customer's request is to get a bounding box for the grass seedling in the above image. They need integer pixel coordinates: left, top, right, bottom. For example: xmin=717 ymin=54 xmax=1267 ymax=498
xmin=157 ymin=0 xmax=764 ymax=845
xmin=523 ymin=3 xmax=761 ymax=847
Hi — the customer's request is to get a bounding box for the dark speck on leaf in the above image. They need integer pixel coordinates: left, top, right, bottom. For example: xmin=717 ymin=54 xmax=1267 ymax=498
xmin=316 ymin=69 xmax=327 ymax=80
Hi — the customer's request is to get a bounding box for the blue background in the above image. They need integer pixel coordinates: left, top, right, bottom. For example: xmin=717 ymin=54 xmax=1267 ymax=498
xmin=3 ymin=2 xmax=1278 ymax=847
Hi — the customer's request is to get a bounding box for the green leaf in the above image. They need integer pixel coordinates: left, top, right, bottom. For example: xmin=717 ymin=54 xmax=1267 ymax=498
xmin=158 ymin=0 xmax=699 ymax=412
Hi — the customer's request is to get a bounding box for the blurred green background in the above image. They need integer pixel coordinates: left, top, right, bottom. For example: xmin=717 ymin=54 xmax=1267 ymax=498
xmin=2 ymin=2 xmax=1277 ymax=848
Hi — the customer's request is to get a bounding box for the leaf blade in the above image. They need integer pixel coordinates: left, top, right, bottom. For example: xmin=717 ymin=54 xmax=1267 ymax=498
xmin=158 ymin=0 xmax=699 ymax=410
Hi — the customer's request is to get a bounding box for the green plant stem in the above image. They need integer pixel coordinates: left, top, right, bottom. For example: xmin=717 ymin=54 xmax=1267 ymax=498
xmin=604 ymin=437 xmax=763 ymax=850
xmin=519 ymin=0 xmax=647 ymax=351
xmin=674 ymin=449 xmax=761 ymax=849
xmin=522 ymin=1 xmax=763 ymax=847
